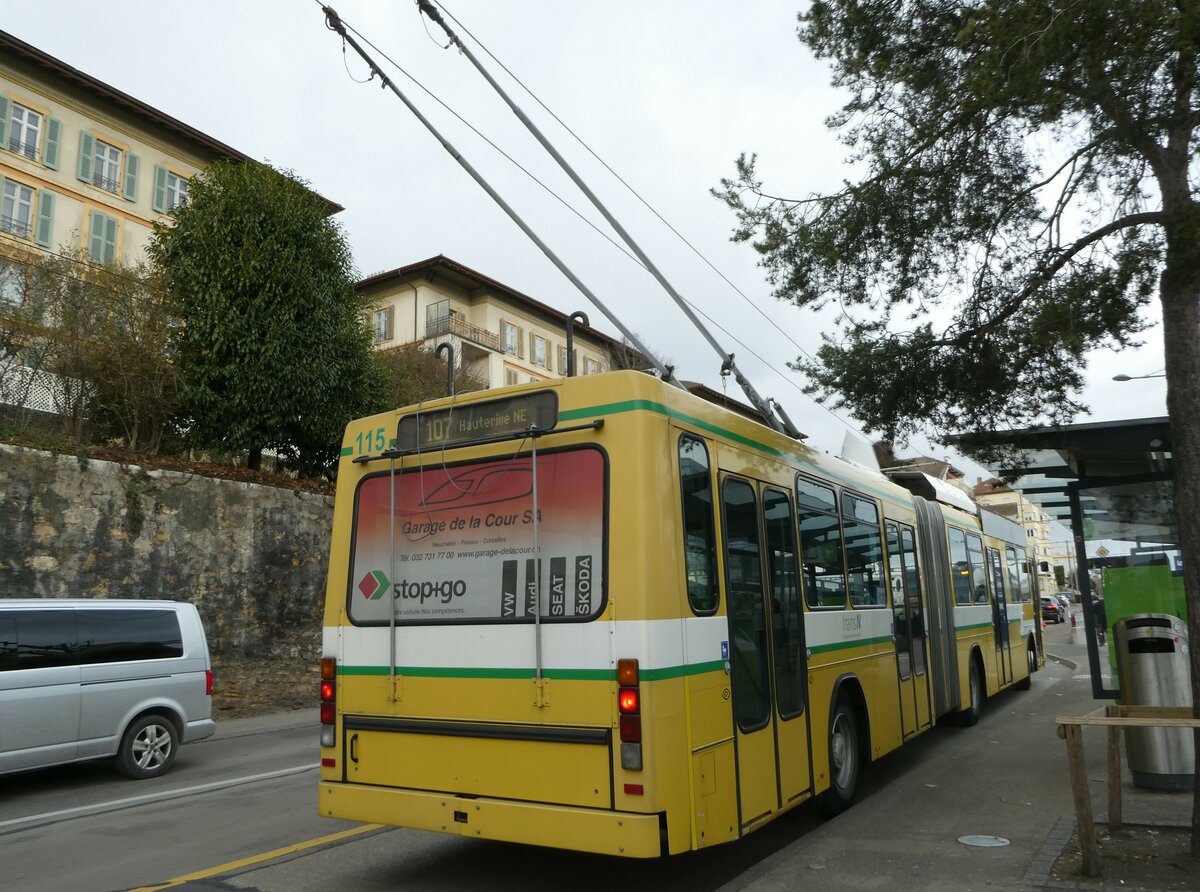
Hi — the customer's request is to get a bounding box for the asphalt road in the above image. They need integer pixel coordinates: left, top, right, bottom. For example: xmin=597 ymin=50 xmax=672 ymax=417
xmin=0 ymin=711 xmax=829 ymax=892
xmin=2 ymin=625 xmax=1076 ymax=892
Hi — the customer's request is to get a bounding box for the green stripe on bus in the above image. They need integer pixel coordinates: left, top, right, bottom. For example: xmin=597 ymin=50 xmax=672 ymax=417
xmin=808 ymin=635 xmax=894 ymax=655
xmin=955 ymin=622 xmax=994 ymax=632
xmin=339 ymin=660 xmax=727 ymax=681
xmin=340 ymin=446 xmax=353 ymax=457
xmin=561 ymin=400 xmax=782 ymax=456
xmin=560 ymin=399 xmax=903 ymax=504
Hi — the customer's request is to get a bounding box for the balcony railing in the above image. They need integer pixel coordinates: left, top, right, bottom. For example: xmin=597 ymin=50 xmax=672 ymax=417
xmin=92 ymin=172 xmax=120 ymax=193
xmin=424 ymin=314 xmax=501 ymax=351
xmin=0 ymin=214 xmax=31 ymax=240
xmin=8 ymin=138 xmax=37 ymax=161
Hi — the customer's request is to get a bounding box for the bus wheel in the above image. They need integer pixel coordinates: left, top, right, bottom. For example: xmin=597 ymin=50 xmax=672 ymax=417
xmin=960 ymin=660 xmax=983 ymax=726
xmin=822 ymin=698 xmax=860 ymax=816
xmin=1016 ymin=644 xmax=1034 ymax=691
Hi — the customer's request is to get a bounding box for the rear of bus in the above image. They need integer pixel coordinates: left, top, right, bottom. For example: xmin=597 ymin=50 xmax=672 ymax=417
xmin=317 ymin=373 xmax=681 ymax=857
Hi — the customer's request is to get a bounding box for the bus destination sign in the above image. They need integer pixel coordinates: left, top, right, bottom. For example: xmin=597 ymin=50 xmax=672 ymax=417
xmin=396 ymin=391 xmax=558 ymax=451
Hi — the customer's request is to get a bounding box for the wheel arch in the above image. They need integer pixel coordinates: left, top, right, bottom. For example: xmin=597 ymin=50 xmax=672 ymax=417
xmin=829 ymin=672 xmax=871 ymax=764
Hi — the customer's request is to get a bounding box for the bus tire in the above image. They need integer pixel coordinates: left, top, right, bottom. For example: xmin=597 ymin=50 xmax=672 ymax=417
xmin=960 ymin=659 xmax=983 ymax=726
xmin=822 ymin=698 xmax=860 ymax=816
xmin=117 ymin=713 xmax=178 ymax=779
xmin=1015 ymin=644 xmax=1034 ymax=691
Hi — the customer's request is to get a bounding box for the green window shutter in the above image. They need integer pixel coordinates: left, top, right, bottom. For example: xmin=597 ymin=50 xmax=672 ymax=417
xmin=152 ymin=164 xmax=167 ymax=213
xmin=123 ymin=153 xmax=139 ymax=201
xmin=87 ymin=211 xmax=104 ymax=262
xmin=103 ymin=214 xmax=118 ymax=264
xmin=35 ymin=190 xmax=53 ymax=247
xmin=77 ymin=132 xmax=94 ymax=183
xmin=43 ymin=117 xmax=61 ymax=169
xmin=0 ymin=95 xmax=9 ymax=148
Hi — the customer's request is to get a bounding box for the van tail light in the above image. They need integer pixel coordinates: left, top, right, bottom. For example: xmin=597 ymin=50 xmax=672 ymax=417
xmin=320 ymin=658 xmax=336 ymax=748
xmin=205 ymin=670 xmax=213 ymax=697
xmin=617 ymin=658 xmax=642 ymax=771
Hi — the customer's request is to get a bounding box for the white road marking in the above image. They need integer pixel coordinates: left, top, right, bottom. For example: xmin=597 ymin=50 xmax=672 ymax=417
xmin=0 ymin=763 xmax=317 ymax=834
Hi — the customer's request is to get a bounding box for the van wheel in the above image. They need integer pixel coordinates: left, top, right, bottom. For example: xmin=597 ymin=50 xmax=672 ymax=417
xmin=822 ymin=698 xmax=860 ymax=816
xmin=117 ymin=714 xmax=178 ymax=779
xmin=960 ymin=660 xmax=983 ymax=726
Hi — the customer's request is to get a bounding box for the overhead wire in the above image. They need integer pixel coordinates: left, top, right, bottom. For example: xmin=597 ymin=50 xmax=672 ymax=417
xmin=325 ymin=5 xmax=869 ymax=439
xmin=434 ymin=1 xmax=821 ymax=369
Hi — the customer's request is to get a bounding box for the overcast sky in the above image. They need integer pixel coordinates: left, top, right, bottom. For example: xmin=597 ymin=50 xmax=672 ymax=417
xmin=6 ymin=1 xmax=1170 ymax=482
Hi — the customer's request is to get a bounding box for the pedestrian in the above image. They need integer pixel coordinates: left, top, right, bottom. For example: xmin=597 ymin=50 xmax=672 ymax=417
xmin=1093 ymin=596 xmax=1107 ymax=646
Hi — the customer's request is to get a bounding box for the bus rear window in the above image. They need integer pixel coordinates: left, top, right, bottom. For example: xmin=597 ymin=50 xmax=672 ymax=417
xmin=348 ymin=447 xmax=606 ymax=625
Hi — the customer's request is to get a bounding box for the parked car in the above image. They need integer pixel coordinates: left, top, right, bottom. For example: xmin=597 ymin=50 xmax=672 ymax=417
xmin=1056 ymin=592 xmax=1072 ymax=616
xmin=1039 ymin=595 xmax=1064 ymax=624
xmin=0 ymin=600 xmax=215 ymax=779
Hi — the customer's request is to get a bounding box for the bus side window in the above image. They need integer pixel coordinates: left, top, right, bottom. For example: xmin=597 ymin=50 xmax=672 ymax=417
xmin=966 ymin=533 xmax=987 ymax=604
xmin=948 ymin=527 xmax=972 ymax=605
xmin=796 ymin=476 xmax=846 ymax=609
xmin=842 ymin=492 xmax=885 ymax=608
xmin=763 ymin=488 xmax=804 ymax=719
xmin=679 ymin=435 xmax=718 ymax=614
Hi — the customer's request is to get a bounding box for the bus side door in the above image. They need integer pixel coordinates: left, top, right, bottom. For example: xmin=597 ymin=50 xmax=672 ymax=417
xmin=720 ymin=476 xmax=812 ymax=831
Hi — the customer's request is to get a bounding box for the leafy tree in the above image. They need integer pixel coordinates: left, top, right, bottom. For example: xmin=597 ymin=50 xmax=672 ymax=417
xmin=717 ymin=1 xmax=1200 ymax=849
xmin=374 ymin=344 xmax=487 ymax=408
xmin=149 ymin=160 xmax=386 ymax=476
xmin=1 ymin=249 xmax=181 ymax=450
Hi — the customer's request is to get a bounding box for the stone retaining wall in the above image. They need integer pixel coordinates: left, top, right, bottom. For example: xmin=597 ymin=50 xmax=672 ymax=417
xmin=0 ymin=444 xmax=333 ymax=663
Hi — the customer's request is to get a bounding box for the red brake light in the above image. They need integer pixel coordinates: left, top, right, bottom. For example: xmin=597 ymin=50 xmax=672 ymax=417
xmin=618 ymin=687 xmax=639 ymax=714
xmin=319 ymin=658 xmax=336 ymax=727
xmin=620 ymin=714 xmax=642 ymax=742
xmin=205 ymin=670 xmax=213 ymax=696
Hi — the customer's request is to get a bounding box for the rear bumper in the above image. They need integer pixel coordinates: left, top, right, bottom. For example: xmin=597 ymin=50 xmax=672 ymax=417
xmin=318 ymin=781 xmax=662 ymax=858
xmin=183 ymin=718 xmax=216 ymax=743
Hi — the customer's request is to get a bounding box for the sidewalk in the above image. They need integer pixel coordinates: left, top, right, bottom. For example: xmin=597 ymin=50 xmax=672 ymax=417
xmin=722 ymin=631 xmax=1193 ymax=892
xmin=200 ymin=708 xmax=318 ymax=743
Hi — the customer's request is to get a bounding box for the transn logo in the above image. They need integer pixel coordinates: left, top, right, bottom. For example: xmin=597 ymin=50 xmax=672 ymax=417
xmin=358 ymin=570 xmax=390 ymax=600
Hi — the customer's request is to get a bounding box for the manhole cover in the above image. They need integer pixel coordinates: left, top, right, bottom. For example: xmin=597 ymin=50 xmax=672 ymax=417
xmin=958 ymin=835 xmax=1011 ymax=848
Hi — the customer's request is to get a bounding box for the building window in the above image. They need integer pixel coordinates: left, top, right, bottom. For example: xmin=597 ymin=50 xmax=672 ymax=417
xmin=374 ymin=306 xmax=394 ymax=342
xmin=88 ymin=210 xmax=119 ymax=264
xmin=165 ymin=171 xmax=188 ymax=210
xmin=92 ymin=139 xmax=122 ymax=193
xmin=531 ymin=334 xmax=547 ymax=368
xmin=0 ymin=261 xmax=26 ymax=306
xmin=8 ymin=102 xmax=41 ymax=160
xmin=584 ymin=357 xmax=602 ymax=375
xmin=502 ymin=321 xmax=520 ymax=356
xmin=1 ymin=180 xmax=34 ymax=239
xmin=505 ymin=369 xmax=518 ymax=386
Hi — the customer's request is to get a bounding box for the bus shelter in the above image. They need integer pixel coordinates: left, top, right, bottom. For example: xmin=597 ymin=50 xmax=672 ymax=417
xmin=951 ymin=417 xmax=1180 ymax=700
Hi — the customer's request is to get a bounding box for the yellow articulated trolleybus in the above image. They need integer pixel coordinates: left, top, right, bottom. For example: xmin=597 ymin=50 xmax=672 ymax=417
xmin=317 ymin=370 xmax=1044 ymax=857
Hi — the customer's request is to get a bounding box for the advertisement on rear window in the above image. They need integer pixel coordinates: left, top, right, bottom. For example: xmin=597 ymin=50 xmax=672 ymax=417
xmin=349 ymin=448 xmax=606 ymax=624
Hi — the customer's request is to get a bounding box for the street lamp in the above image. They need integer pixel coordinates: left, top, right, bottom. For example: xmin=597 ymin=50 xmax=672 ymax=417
xmin=1112 ymin=372 xmax=1166 ymax=381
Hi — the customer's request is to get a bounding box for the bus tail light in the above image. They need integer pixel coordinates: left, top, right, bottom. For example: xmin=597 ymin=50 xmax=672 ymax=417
xmin=320 ymin=657 xmax=336 ymax=748
xmin=617 ymin=658 xmax=642 ymax=771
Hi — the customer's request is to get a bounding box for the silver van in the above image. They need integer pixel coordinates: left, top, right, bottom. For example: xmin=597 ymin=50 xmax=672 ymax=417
xmin=0 ymin=599 xmax=215 ymax=779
